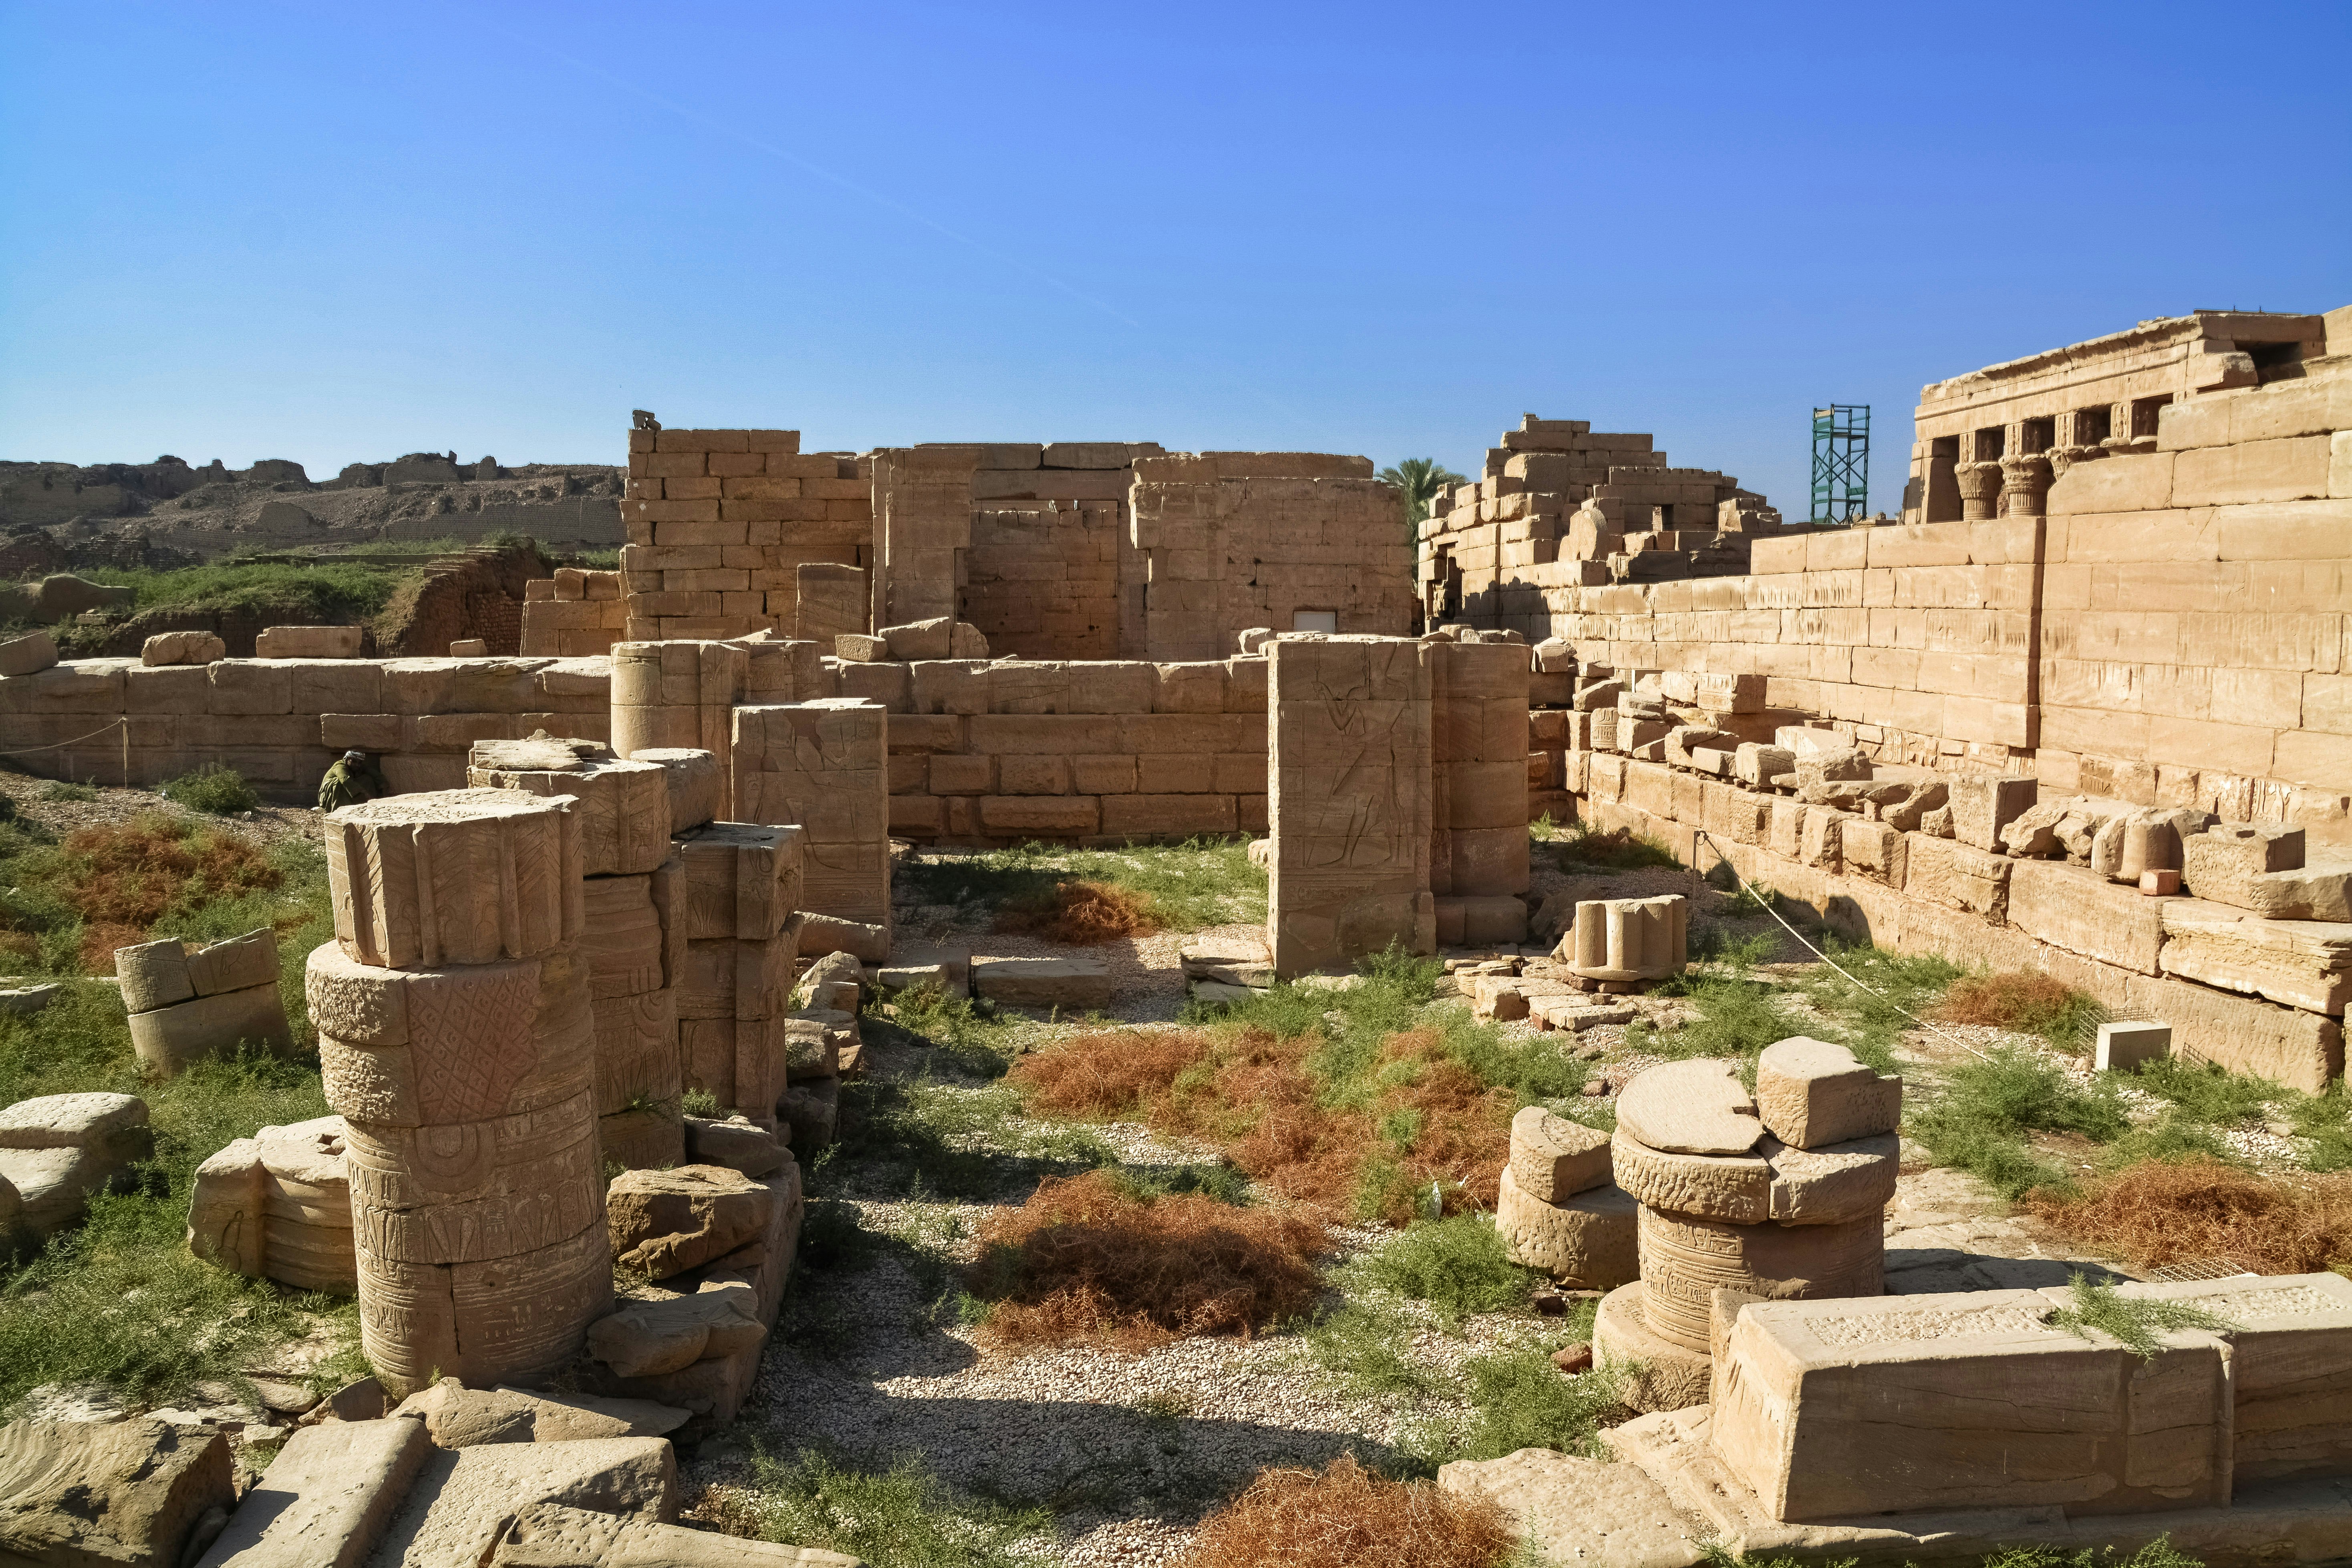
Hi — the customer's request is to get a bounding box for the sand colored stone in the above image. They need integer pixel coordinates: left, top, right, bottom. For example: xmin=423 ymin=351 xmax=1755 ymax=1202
xmin=362 ymin=1437 xmax=676 ymax=1568
xmin=1594 ymin=1280 xmax=1714 ymax=1413
xmin=466 ymin=738 xmax=670 ymax=877
xmin=1495 ymin=1166 xmax=1638 ymax=1286
xmin=0 ymin=1417 xmax=233 ymax=1568
xmin=483 ymin=1502 xmax=863 ymax=1566
xmin=192 ymin=1415 xmax=429 ymax=1568
xmin=1617 ymin=1060 xmax=1760 ymax=1156
xmin=1637 ymin=1205 xmax=1884 ymax=1354
xmin=324 ymin=789 xmax=585 ymax=970
xmin=186 ymin=1114 xmax=355 ymax=1294
xmin=1509 ymin=1105 xmax=1612 ymax=1202
xmin=1561 ymin=895 xmax=1689 ymax=982
xmin=606 ymin=1164 xmax=776 ymax=1279
xmin=1753 ymin=1037 xmax=1901 ymax=1149
xmin=730 ymin=700 xmax=888 ymax=927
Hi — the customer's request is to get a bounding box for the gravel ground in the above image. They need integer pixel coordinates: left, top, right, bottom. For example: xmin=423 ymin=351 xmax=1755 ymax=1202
xmin=0 ymin=761 xmax=318 ymax=850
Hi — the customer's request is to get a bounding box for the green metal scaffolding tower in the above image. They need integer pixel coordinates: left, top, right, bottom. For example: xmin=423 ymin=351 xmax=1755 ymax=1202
xmin=1810 ymin=404 xmax=1869 ymax=523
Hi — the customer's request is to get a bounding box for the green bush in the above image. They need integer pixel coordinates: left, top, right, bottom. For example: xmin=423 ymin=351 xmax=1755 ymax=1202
xmin=161 ymin=764 xmax=260 ymax=815
xmin=1909 ymin=1047 xmax=2127 ymax=1197
xmin=38 ymin=781 xmax=98 ymax=803
xmin=740 ymin=1449 xmax=1055 ymax=1567
xmin=1355 ymin=1216 xmax=1534 ymax=1320
xmin=1453 ymin=1340 xmax=1626 ymax=1462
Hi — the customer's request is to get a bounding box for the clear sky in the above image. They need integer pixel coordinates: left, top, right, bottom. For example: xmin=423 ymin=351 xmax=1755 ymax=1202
xmin=4 ymin=1 xmax=2347 ymax=516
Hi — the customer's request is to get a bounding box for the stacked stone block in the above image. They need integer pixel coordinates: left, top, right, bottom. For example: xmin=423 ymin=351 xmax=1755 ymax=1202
xmin=467 ymin=737 xmax=685 ymax=1169
xmin=1433 ymin=638 xmax=1531 ymax=909
xmin=620 ymin=426 xmax=870 ymax=641
xmin=672 ymin=822 xmax=803 ymax=1131
xmin=186 ymin=1115 xmax=355 ymax=1294
xmin=1560 ymin=896 xmax=1689 ymax=986
xmin=520 ymin=568 xmax=627 ymax=656
xmin=1493 ymin=1106 xmax=1637 ymax=1288
xmin=965 ymin=504 xmax=1126 ymax=659
xmin=872 ymin=445 xmax=980 ymax=630
xmin=1267 ymin=636 xmax=1435 ymax=977
xmin=610 ymin=640 xmax=749 ymax=802
xmin=0 ymin=654 xmax=611 ymax=798
xmin=1130 ymin=453 xmax=1412 ymax=660
xmin=731 ymin=699 xmax=889 ymax=928
xmin=1597 ymin=1045 xmax=1899 ymax=1412
xmin=116 ymin=928 xmax=291 ymax=1075
xmin=308 ymin=789 xmax=612 ymax=1396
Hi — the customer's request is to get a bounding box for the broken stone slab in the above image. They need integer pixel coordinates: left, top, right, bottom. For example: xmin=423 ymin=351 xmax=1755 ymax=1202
xmin=1753 ymin=1037 xmax=1901 ymax=1149
xmin=193 ymin=1413 xmax=430 ymax=1568
xmin=116 ymin=935 xmax=198 ymax=1012
xmin=0 ymin=1416 xmax=234 ymax=1567
xmin=1436 ymin=1447 xmax=1706 ymax=1568
xmin=362 ymin=1437 xmax=678 ymax=1568
xmin=607 ymin=1165 xmax=776 ymax=1280
xmin=682 ymin=1115 xmax=786 ymax=1179
xmin=792 ymin=914 xmax=890 ymax=964
xmin=387 ymin=1379 xmax=689 ymax=1447
xmin=466 ymin=740 xmax=671 ymax=878
xmin=0 ymin=983 xmax=61 ymax=1017
xmin=1616 ymin=1060 xmax=1760 ymax=1155
xmin=483 ymin=1502 xmax=865 ymax=1565
xmin=970 ymin=956 xmax=1114 ymax=1012
xmin=2157 ymin=900 xmax=2352 ymax=1016
xmin=1508 ymin=1105 xmax=1611 ymax=1202
xmin=127 ymin=980 xmax=295 ymax=1075
xmin=627 ymin=749 xmax=722 ymax=836
xmin=783 ymin=1013 xmax=845 ymax=1078
xmin=1496 ymin=1168 xmax=1638 ymax=1287
xmin=143 ymin=630 xmax=226 ymax=666
xmin=0 ymin=630 xmax=60 ymax=677
xmin=186 ymin=1114 xmax=355 ymax=1294
xmin=184 ymin=929 xmax=281 ymax=998
xmin=586 ymin=1281 xmax=766 ymax=1378
xmin=0 ymin=1091 xmax=153 ymax=1238
xmin=1178 ymin=932 xmax=1274 ymax=988
xmin=1732 ymin=744 xmax=1794 ymax=789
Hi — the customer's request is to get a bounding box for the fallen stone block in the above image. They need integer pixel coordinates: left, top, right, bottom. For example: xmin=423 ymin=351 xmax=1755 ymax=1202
xmin=779 ymin=1079 xmax=838 ymax=1151
xmin=365 ymin=1436 xmax=678 ymax=1568
xmin=608 ymin=1165 xmax=776 ymax=1279
xmin=0 ymin=983 xmax=61 ymax=1017
xmin=127 ymin=980 xmax=295 ymax=1075
xmin=192 ymin=1412 xmax=428 ymax=1568
xmin=186 ymin=1114 xmax=354 ymax=1294
xmin=448 ymin=638 xmax=489 ymax=657
xmin=1754 ymin=1037 xmax=1900 ymax=1149
xmin=1496 ymin=1168 xmax=1638 ymax=1287
xmin=1509 ymin=1105 xmax=1611 ymax=1202
xmin=588 ymin=1284 xmax=766 ymax=1379
xmin=832 ymin=634 xmax=887 ymax=662
xmin=971 ymin=956 xmax=1114 ymax=1011
xmin=2158 ymin=900 xmax=2351 ymax=1016
xmin=0 ymin=631 xmax=60 ymax=677
xmin=1732 ymin=744 xmax=1794 ymax=788
xmin=1436 ymin=1447 xmax=1704 ymax=1568
xmin=0 ymin=1417 xmax=233 ymax=1568
xmin=0 ymin=1091 xmax=153 ymax=1238
xmin=143 ymin=630 xmax=225 ymax=667
xmin=792 ymin=914 xmax=890 ymax=964
xmin=255 ymin=624 xmax=362 ymax=659
xmin=2182 ymin=823 xmax=2306 ymax=904
xmin=388 ymin=1379 xmax=689 ymax=1447
xmin=1179 ymin=932 xmax=1273 ymax=989
xmin=1594 ymin=1280 xmax=1712 ymax=1413
xmin=683 ymin=1115 xmax=787 ymax=1179
xmin=483 ymin=1502 xmax=864 ymax=1565
xmin=467 ymin=739 xmax=671 ymax=878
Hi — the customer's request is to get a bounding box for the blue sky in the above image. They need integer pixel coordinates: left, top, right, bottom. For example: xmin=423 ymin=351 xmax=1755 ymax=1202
xmin=4 ymin=2 xmax=2347 ymax=515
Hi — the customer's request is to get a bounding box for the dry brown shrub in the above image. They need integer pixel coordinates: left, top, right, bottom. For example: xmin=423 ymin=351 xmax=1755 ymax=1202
xmin=56 ymin=821 xmax=279 ymax=930
xmin=2027 ymin=1156 xmax=2352 ymax=1274
xmin=995 ymin=878 xmax=1160 ymax=944
xmin=77 ymin=922 xmax=150 ymax=976
xmin=969 ymin=1169 xmax=1324 ymax=1351
xmin=1939 ymin=970 xmax=2078 ymax=1029
xmin=1011 ymin=1029 xmax=1212 ymax=1118
xmin=1180 ymin=1455 xmax=1513 ymax=1568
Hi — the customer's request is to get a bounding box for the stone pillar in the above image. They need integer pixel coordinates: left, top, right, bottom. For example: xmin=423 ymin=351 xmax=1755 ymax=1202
xmin=1432 ymin=639 xmax=1530 ymax=902
xmin=730 ymin=699 xmax=890 ymax=929
xmin=872 ymin=446 xmax=979 ymax=629
xmin=1953 ymin=461 xmax=2003 ymax=521
xmin=1267 ymin=636 xmax=1435 ymax=978
xmin=1998 ymin=453 xmax=2054 ymax=517
xmin=467 ymin=738 xmax=685 ymax=1169
xmin=671 ymin=822 xmax=805 ymax=1133
xmin=1593 ymin=1046 xmax=1898 ymax=1414
xmin=308 ymin=789 xmax=611 ymax=1397
xmin=609 ymin=641 xmax=749 ymax=805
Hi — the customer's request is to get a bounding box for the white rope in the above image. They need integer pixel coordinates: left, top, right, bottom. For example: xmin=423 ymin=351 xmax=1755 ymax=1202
xmin=1690 ymin=827 xmax=1993 ymax=1063
xmin=0 ymin=717 xmax=126 ymax=758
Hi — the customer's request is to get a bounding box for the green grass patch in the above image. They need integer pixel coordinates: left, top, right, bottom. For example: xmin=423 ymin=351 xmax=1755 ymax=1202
xmin=2044 ymin=1274 xmax=2237 ymax=1360
xmin=833 ymin=1075 xmax=1116 ymax=1201
xmin=902 ymin=837 xmax=1265 ymax=934
xmin=1099 ymin=1161 xmax=1251 ymax=1206
xmin=160 ymin=764 xmax=260 ymax=816
xmin=1909 ymin=1047 xmax=2128 ymax=1198
xmin=1633 ymin=935 xmax=1804 ymax=1073
xmin=1352 ymin=1216 xmax=1534 ymax=1322
xmin=2127 ymin=1057 xmax=2283 ymax=1125
xmin=1796 ymin=942 xmax=1964 ymax=1073
xmin=869 ymin=984 xmax=1017 ymax=1080
xmin=1452 ymin=1337 xmax=1625 ymax=1463
xmin=739 ymin=1449 xmax=1057 ymax=1567
xmin=38 ymin=781 xmax=97 ymax=803
xmin=1545 ymin=822 xmax=1681 ymax=871
xmin=62 ymin=558 xmax=411 ymax=621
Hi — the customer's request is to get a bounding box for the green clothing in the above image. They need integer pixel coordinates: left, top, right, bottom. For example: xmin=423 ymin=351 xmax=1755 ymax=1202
xmin=318 ymin=757 xmax=388 ymax=812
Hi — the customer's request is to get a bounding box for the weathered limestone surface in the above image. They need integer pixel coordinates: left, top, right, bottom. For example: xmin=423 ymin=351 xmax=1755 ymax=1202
xmin=1437 ymin=1447 xmax=1706 ymax=1568
xmin=0 ymin=1091 xmax=153 ymax=1238
xmin=731 ymin=700 xmax=888 ymax=927
xmin=1508 ymin=1105 xmax=1611 ymax=1202
xmin=193 ymin=1415 xmax=429 ymax=1568
xmin=363 ymin=1437 xmax=676 ymax=1568
xmin=324 ymin=789 xmax=586 ymax=970
xmin=1753 ymin=1037 xmax=1901 ymax=1149
xmin=483 ymin=1501 xmax=864 ymax=1566
xmin=467 ymin=738 xmax=670 ymax=877
xmin=1617 ymin=1060 xmax=1759 ymax=1155
xmin=186 ymin=1114 xmax=354 ymax=1293
xmin=0 ymin=1417 xmax=233 ymax=1567
xmin=1267 ymin=637 xmax=1435 ymax=977
xmin=1496 ymin=1166 xmax=1638 ymax=1286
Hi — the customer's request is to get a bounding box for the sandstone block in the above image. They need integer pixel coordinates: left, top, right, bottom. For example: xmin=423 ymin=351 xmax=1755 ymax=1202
xmin=0 ymin=1418 xmax=232 ymax=1568
xmin=606 ymin=1164 xmax=775 ymax=1279
xmin=142 ymin=630 xmax=224 ymax=667
xmin=971 ymin=956 xmax=1114 ymax=1011
xmin=481 ymin=1502 xmax=861 ymax=1566
xmin=1617 ymin=1059 xmax=1760 ymax=1155
xmin=629 ymin=748 xmax=722 ymax=835
xmin=127 ymin=981 xmax=294 ymax=1075
xmin=2124 ymin=971 xmax=2342 ymax=1091
xmin=1754 ymin=1037 xmax=1901 ymax=1148
xmin=186 ymin=1115 xmax=354 ymax=1294
xmin=675 ymin=822 xmax=802 ymax=942
xmin=183 ymin=928 xmax=280 ymax=998
xmin=1495 ymin=1168 xmax=1638 ymax=1288
xmin=2183 ymin=822 xmax=2306 ymax=899
xmin=115 ymin=936 xmax=195 ymax=1012
xmin=1593 ymin=1280 xmax=1713 ymax=1413
xmin=190 ymin=1411 xmax=428 ymax=1568
xmin=2159 ymin=900 xmax=2352 ymax=1015
xmin=325 ymin=789 xmax=584 ymax=970
xmin=1944 ymin=773 xmax=2036 ymax=852
xmin=1508 ymin=1105 xmax=1611 ymax=1201
xmin=2008 ymin=859 xmax=2170 ymax=974
xmin=363 ymin=1435 xmax=675 ymax=1568
xmin=1839 ymin=818 xmax=1906 ymax=887
xmin=0 ymin=631 xmax=59 ymax=677
xmin=255 ymin=624 xmax=363 ymax=659
xmin=467 ymin=740 xmax=671 ymax=877
xmin=683 ymin=1115 xmax=787 ymax=1179
xmin=586 ymin=1281 xmax=765 ymax=1378
xmin=2096 ymin=1020 xmax=2172 ymax=1071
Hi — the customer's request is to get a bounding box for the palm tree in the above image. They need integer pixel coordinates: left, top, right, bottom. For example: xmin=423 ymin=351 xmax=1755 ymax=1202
xmin=1379 ymin=457 xmax=1468 ymax=546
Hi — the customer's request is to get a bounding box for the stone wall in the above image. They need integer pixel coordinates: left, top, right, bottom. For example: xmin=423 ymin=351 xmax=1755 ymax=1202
xmin=1130 ymin=453 xmax=1410 ymax=660
xmin=521 ymin=568 xmax=627 ymax=656
xmin=619 ymin=428 xmax=871 ymax=642
xmin=962 ymin=504 xmax=1126 ymax=660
